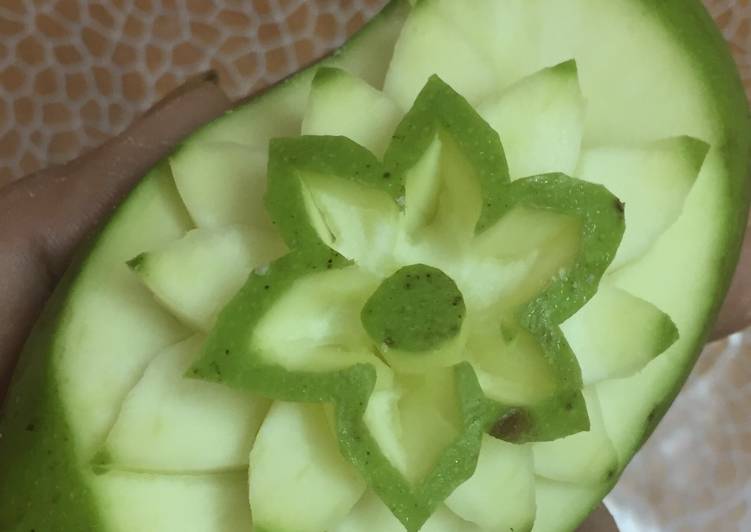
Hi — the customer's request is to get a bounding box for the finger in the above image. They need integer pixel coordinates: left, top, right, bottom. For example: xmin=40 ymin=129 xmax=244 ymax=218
xmin=712 ymin=210 xmax=751 ymax=340
xmin=0 ymin=73 xmax=231 ymax=400
xmin=577 ymin=504 xmax=619 ymax=532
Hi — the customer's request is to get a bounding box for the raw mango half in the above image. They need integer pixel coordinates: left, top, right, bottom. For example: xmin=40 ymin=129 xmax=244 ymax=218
xmin=1 ymin=1 xmax=749 ymax=532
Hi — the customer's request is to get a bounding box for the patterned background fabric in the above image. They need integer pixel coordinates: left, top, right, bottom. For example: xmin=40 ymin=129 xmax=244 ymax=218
xmin=0 ymin=1 xmax=749 ymax=530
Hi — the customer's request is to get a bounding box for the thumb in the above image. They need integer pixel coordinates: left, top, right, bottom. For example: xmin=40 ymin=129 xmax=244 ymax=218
xmin=0 ymin=72 xmax=231 ymax=399
xmin=577 ymin=504 xmax=618 ymax=531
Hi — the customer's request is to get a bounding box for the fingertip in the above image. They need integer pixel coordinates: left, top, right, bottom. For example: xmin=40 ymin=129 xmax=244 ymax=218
xmin=577 ymin=504 xmax=619 ymax=532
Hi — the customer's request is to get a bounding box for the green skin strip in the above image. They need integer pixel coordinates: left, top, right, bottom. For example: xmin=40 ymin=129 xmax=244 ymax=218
xmin=499 ymin=175 xmax=626 ymax=442
xmin=191 ymin=75 xmax=624 ymax=530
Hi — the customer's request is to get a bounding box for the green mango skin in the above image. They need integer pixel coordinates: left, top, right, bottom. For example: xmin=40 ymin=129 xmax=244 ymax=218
xmin=0 ymin=164 xmax=185 ymax=531
xmin=630 ymin=0 xmax=751 ymax=432
xmin=0 ymin=266 xmax=101 ymax=532
xmin=0 ymin=1 xmax=748 ymax=532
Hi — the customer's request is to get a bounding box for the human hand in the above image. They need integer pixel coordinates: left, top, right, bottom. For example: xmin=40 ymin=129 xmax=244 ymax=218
xmin=1 ymin=73 xmax=749 ymax=532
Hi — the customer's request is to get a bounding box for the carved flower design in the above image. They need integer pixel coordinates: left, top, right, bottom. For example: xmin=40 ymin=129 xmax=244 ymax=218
xmin=192 ymin=73 xmax=625 ymax=531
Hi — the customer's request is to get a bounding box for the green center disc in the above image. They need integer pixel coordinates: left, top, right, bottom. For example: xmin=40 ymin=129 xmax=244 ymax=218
xmin=361 ymin=264 xmax=466 ymax=353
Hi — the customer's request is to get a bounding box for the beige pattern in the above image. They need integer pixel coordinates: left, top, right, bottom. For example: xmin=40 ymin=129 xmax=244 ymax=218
xmin=0 ymin=0 xmax=386 ymax=186
xmin=0 ymin=1 xmax=749 ymax=530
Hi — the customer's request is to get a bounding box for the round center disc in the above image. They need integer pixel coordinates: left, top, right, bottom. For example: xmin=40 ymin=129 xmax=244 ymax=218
xmin=361 ymin=264 xmax=466 ymax=353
